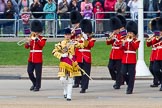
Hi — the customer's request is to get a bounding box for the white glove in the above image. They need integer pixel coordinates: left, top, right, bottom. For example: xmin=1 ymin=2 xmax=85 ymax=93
xmin=31 ymin=36 xmax=36 ymax=40
xmin=127 ymin=38 xmax=133 ymax=42
xmin=69 ymin=55 xmax=73 ymax=59
xmin=82 ymin=32 xmax=88 ymax=40
xmin=61 ymin=53 xmax=68 ymax=57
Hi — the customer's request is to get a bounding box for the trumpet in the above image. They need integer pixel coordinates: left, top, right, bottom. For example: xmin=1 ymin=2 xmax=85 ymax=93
xmin=17 ymin=32 xmax=38 ymax=46
xmin=17 ymin=37 xmax=30 ymax=46
xmin=156 ymin=35 xmax=162 ymax=41
xmin=146 ymin=31 xmax=161 ymax=42
xmin=145 ymin=34 xmax=155 ymax=42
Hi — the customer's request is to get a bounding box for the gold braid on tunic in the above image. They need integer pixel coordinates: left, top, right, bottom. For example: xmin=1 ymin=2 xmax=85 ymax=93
xmin=52 ymin=39 xmax=88 ymax=77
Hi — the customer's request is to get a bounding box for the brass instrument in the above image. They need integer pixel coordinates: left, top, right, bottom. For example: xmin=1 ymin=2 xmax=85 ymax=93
xmin=146 ymin=17 xmax=160 ymax=42
xmin=145 ymin=34 xmax=155 ymax=42
xmin=155 ymin=35 xmax=162 ymax=41
xmin=17 ymin=37 xmax=30 ymax=46
xmin=105 ymin=31 xmax=115 ymax=40
xmin=17 ymin=32 xmax=38 ymax=46
xmin=125 ymin=33 xmax=134 ymax=42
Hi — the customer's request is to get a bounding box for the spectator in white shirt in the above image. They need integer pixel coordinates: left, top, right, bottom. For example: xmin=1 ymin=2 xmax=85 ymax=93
xmin=127 ymin=0 xmax=138 ymax=21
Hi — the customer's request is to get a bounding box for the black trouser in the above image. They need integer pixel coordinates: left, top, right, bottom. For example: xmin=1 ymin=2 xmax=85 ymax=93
xmin=149 ymin=61 xmax=159 ymax=85
xmin=153 ymin=60 xmax=162 ymax=84
xmin=74 ymin=59 xmax=91 ymax=90
xmin=121 ymin=64 xmax=136 ymax=92
xmin=108 ymin=59 xmax=122 ymax=86
xmin=27 ymin=62 xmax=42 ymax=89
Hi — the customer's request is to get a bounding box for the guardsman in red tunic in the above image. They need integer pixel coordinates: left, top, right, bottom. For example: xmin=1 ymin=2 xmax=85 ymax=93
xmin=73 ymin=19 xmax=96 ymax=93
xmin=146 ymin=18 xmax=160 ymax=87
xmin=120 ymin=21 xmax=140 ymax=94
xmin=106 ymin=16 xmax=123 ymax=89
xmin=116 ymin=15 xmax=127 ymax=85
xmin=24 ymin=20 xmax=47 ymax=91
xmin=153 ymin=17 xmax=162 ymax=91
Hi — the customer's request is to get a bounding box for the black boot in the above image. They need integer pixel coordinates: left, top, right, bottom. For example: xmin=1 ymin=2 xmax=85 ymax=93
xmin=33 ymin=87 xmax=39 ymax=92
xmin=113 ymin=85 xmax=120 ymax=89
xmin=73 ymin=84 xmax=79 ymax=88
xmin=80 ymin=89 xmax=86 ymax=93
xmin=126 ymin=90 xmax=132 ymax=94
xmin=126 ymin=89 xmax=133 ymax=94
xmin=150 ymin=84 xmax=159 ymax=87
xmin=67 ymin=98 xmax=71 ymax=101
xmin=113 ymin=82 xmax=120 ymax=89
xmin=64 ymin=94 xmax=67 ymax=98
xmin=30 ymin=85 xmax=35 ymax=91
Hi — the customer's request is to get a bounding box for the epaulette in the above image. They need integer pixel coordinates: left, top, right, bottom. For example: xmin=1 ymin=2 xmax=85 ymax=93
xmin=135 ymin=39 xmax=140 ymax=43
xmin=42 ymin=37 xmax=47 ymax=40
xmin=89 ymin=38 xmax=96 ymax=42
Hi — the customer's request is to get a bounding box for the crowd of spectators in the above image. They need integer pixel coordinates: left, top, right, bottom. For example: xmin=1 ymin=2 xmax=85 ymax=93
xmin=0 ymin=0 xmax=162 ymax=36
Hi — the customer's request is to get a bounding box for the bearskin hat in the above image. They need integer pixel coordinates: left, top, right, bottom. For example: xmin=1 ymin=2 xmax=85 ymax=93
xmin=109 ymin=16 xmax=122 ymax=31
xmin=126 ymin=21 xmax=138 ymax=35
xmin=31 ymin=20 xmax=43 ymax=32
xmin=150 ymin=19 xmax=158 ymax=32
xmin=70 ymin=10 xmax=82 ymax=24
xmin=116 ymin=15 xmax=127 ymax=27
xmin=80 ymin=19 xmax=92 ymax=34
xmin=157 ymin=17 xmax=162 ymax=31
xmin=64 ymin=28 xmax=71 ymax=34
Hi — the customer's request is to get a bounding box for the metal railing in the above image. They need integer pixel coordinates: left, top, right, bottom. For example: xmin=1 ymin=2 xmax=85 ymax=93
xmin=0 ymin=11 xmax=160 ymax=37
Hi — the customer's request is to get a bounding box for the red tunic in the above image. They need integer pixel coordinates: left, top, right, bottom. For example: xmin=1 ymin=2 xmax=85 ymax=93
xmin=146 ymin=37 xmax=158 ymax=61
xmin=154 ymin=40 xmax=162 ymax=60
xmin=121 ymin=38 xmax=140 ymax=64
xmin=75 ymin=37 xmax=96 ymax=63
xmin=106 ymin=34 xmax=124 ymax=60
xmin=24 ymin=35 xmax=47 ymax=63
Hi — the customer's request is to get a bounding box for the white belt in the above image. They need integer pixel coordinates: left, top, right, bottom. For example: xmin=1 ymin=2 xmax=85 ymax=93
xmin=30 ymin=50 xmax=42 ymax=52
xmin=157 ymin=46 xmax=162 ymax=49
xmin=124 ymin=51 xmax=136 ymax=54
xmin=78 ymin=49 xmax=90 ymax=52
xmin=152 ymin=48 xmax=156 ymax=50
xmin=112 ymin=46 xmax=120 ymax=49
